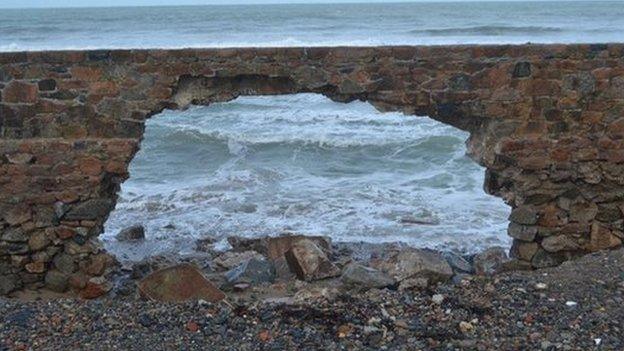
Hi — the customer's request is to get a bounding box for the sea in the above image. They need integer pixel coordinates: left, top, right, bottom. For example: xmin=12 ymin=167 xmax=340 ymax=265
xmin=3 ymin=1 xmax=622 ymax=260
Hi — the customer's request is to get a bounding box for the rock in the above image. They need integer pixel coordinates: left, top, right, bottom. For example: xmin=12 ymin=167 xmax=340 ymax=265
xmin=64 ymin=199 xmax=114 ymax=220
xmin=228 ymin=234 xmax=332 ymax=260
xmin=431 ymin=294 xmax=444 ymax=304
xmin=509 ymin=206 xmax=538 ymax=225
xmin=116 ymin=225 xmax=145 ymax=241
xmin=28 ymin=231 xmax=50 ymax=251
xmin=458 ymin=321 xmax=474 ymax=334
xmin=138 ymin=263 xmax=225 ymax=302
xmin=512 ymin=62 xmax=531 ymax=78
xmin=3 ymin=206 xmax=31 ymax=226
xmin=373 ymin=248 xmax=453 ymax=288
xmin=213 ymin=251 xmax=264 ymax=270
xmin=532 ymin=249 xmax=565 ymax=268
xmin=541 ymin=235 xmax=579 ymax=252
xmin=285 ymin=239 xmax=340 ymax=281
xmin=44 ymin=270 xmax=69 ymax=292
xmin=508 ymin=222 xmax=537 ymax=242
xmin=80 ymin=277 xmax=111 ymax=299
xmin=195 ymin=237 xmax=215 ymax=252
xmin=224 ymin=258 xmax=275 ymax=286
xmin=1 ymin=227 xmax=28 ymax=242
xmin=6 ymin=153 xmax=34 ymax=165
xmin=510 ymin=240 xmax=539 ymax=261
xmin=340 ymin=263 xmax=395 ymax=289
xmin=0 ymin=274 xmax=19 ymax=295
xmin=53 ymin=253 xmax=76 ymax=274
xmin=588 ymin=223 xmax=622 ymax=251
xmin=473 ymin=247 xmax=509 ymax=275
xmin=443 ymin=252 xmax=474 ymax=274
xmin=25 ymin=262 xmax=46 ymax=274
xmin=273 ymin=257 xmax=296 ymax=281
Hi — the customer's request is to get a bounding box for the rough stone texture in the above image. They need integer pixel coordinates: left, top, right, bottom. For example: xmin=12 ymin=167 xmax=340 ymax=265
xmin=285 ymin=239 xmax=340 ymax=281
xmin=115 ymin=224 xmax=145 ymax=241
xmin=373 ymin=248 xmax=453 ymax=288
xmin=1 ymin=44 xmax=624 ymax=295
xmin=137 ymin=263 xmax=225 ymax=302
xmin=340 ymin=262 xmax=396 ymax=289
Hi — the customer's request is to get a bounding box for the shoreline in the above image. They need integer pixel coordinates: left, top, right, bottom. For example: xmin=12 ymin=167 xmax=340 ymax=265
xmin=2 ymin=242 xmax=623 ymax=350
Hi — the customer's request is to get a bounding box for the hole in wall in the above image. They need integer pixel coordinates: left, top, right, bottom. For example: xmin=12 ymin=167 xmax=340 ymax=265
xmin=103 ymin=93 xmax=510 ymax=261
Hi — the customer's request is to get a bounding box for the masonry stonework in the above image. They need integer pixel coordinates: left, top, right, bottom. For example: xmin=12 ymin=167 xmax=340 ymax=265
xmin=1 ymin=44 xmax=623 ymax=296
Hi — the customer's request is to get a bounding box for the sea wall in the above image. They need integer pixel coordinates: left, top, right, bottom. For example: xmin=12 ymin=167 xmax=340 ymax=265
xmin=1 ymin=44 xmax=624 ymax=296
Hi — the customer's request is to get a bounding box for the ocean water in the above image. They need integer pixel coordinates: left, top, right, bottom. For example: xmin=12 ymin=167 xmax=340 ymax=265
xmin=1 ymin=2 xmax=623 ymax=51
xmin=104 ymin=95 xmax=510 ymax=260
xmin=5 ymin=2 xmax=619 ymax=260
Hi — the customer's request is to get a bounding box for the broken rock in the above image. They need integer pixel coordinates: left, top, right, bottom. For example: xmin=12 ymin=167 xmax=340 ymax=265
xmin=285 ymin=239 xmax=340 ymax=281
xmin=138 ymin=263 xmax=225 ymax=302
xmin=373 ymin=248 xmax=453 ymax=288
xmin=224 ymin=258 xmax=275 ymax=286
xmin=341 ymin=263 xmax=395 ymax=289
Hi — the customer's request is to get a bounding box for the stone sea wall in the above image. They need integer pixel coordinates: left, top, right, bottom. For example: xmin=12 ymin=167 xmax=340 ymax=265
xmin=1 ymin=44 xmax=624 ymax=296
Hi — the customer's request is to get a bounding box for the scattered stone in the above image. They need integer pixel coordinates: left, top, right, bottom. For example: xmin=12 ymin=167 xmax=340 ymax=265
xmin=443 ymin=252 xmax=474 ymax=274
xmin=213 ymin=251 xmax=264 ymax=270
xmin=227 ymin=234 xmax=332 ymax=260
xmin=116 ymin=225 xmax=145 ymax=241
xmin=431 ymin=294 xmax=444 ymax=304
xmin=373 ymin=248 xmax=453 ymax=288
xmin=565 ymin=301 xmax=577 ymax=307
xmin=340 ymin=262 xmax=396 ymax=289
xmin=473 ymin=247 xmax=509 ymax=275
xmin=458 ymin=321 xmax=474 ymax=334
xmin=535 ymin=282 xmax=547 ymax=290
xmin=138 ymin=263 xmax=225 ymax=302
xmin=186 ymin=321 xmax=199 ymax=333
xmin=80 ymin=277 xmax=112 ymax=299
xmin=224 ymin=258 xmax=275 ymax=286
xmin=273 ymin=257 xmax=296 ymax=281
xmin=285 ymin=239 xmax=340 ymax=281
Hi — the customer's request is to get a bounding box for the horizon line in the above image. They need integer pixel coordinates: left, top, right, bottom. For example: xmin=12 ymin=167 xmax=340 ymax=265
xmin=2 ymin=0 xmax=617 ymax=10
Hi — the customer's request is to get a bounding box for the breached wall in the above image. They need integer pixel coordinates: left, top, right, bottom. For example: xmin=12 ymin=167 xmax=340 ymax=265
xmin=1 ymin=44 xmax=624 ymax=296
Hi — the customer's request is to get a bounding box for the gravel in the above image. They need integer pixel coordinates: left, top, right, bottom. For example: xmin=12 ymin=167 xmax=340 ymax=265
xmin=1 ymin=248 xmax=623 ymax=350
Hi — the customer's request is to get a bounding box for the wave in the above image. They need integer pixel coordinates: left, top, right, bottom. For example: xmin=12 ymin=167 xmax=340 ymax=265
xmin=154 ymin=127 xmax=465 ymax=151
xmin=409 ymin=25 xmax=565 ymax=37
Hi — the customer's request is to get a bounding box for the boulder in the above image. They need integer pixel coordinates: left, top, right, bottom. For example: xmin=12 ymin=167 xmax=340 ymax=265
xmin=373 ymin=248 xmax=453 ymax=288
xmin=116 ymin=225 xmax=145 ymax=241
xmin=80 ymin=277 xmax=112 ymax=299
xmin=44 ymin=270 xmax=69 ymax=292
xmin=443 ymin=252 xmax=474 ymax=274
xmin=473 ymin=247 xmax=509 ymax=275
xmin=228 ymin=234 xmax=332 ymax=260
xmin=138 ymin=263 xmax=225 ymax=302
xmin=341 ymin=263 xmax=395 ymax=289
xmin=224 ymin=258 xmax=275 ymax=285
xmin=285 ymin=239 xmax=340 ymax=281
xmin=213 ymin=251 xmax=264 ymax=270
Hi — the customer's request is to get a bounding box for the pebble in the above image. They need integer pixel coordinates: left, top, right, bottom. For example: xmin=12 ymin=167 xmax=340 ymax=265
xmin=431 ymin=294 xmax=444 ymax=304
